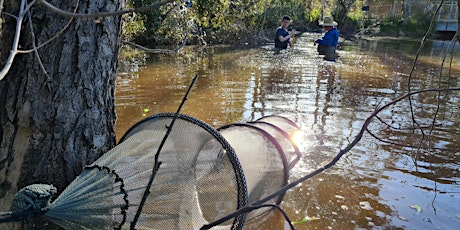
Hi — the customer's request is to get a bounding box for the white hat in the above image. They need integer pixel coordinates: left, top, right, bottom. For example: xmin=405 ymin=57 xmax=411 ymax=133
xmin=319 ymin=16 xmax=338 ymax=27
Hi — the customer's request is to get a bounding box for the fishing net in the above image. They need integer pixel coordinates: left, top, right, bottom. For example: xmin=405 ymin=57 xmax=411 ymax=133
xmin=254 ymin=115 xmax=302 ymax=166
xmin=45 ymin=113 xmax=248 ymax=229
xmin=216 ymin=114 xmax=303 ymax=223
xmin=247 ymin=121 xmax=301 ymax=169
xmin=2 ymin=113 xmax=303 ymax=230
xmin=256 ymin=115 xmax=302 ymax=137
xmin=218 ymin=123 xmax=289 ymax=206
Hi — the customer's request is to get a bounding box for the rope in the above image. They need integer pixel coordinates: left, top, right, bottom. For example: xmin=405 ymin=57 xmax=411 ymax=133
xmin=0 ymin=184 xmax=56 ymax=223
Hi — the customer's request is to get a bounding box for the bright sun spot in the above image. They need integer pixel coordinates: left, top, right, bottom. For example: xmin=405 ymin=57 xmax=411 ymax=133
xmin=290 ymin=129 xmax=305 ymax=147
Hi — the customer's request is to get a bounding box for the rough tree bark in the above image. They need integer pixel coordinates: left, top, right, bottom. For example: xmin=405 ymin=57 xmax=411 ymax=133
xmin=0 ymin=0 xmax=124 ymax=227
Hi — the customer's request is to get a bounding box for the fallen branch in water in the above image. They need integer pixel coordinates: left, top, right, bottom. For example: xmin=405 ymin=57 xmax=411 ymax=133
xmin=200 ymin=87 xmax=460 ymax=230
xmin=122 ymin=32 xmax=189 ymax=54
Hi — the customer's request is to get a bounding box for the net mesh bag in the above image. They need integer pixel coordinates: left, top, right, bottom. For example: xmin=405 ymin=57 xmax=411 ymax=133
xmin=43 ymin=113 xmax=248 ymax=230
xmin=3 ymin=113 xmax=302 ymax=229
xmin=217 ymin=123 xmax=289 ymax=222
xmin=216 ymin=115 xmax=302 ymax=227
xmin=247 ymin=121 xmax=301 ymax=169
xmin=256 ymin=115 xmax=301 ymax=138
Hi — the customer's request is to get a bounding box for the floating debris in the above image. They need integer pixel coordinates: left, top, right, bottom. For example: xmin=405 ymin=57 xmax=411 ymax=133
xmin=292 ymin=216 xmax=321 ymax=224
xmin=359 ymin=201 xmax=373 ymax=210
xmin=142 ymin=108 xmax=150 ymax=116
xmin=409 ymin=204 xmax=422 ymax=212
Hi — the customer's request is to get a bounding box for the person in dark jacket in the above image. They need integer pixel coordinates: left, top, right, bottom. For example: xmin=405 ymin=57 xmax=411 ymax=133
xmin=275 ymin=15 xmax=295 ymax=49
xmin=315 ymin=16 xmax=339 ymax=61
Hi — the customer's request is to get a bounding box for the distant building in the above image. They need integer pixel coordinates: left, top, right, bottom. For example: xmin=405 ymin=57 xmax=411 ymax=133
xmin=363 ymin=0 xmax=457 ymax=32
xmin=432 ymin=0 xmax=458 ymax=32
xmin=364 ymin=0 xmax=432 ymax=19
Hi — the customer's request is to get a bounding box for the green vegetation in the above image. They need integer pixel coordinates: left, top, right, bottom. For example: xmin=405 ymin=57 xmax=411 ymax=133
xmin=123 ymin=0 xmax=334 ymax=46
xmin=379 ymin=12 xmax=435 ymax=37
xmin=122 ymin=0 xmax=438 ymax=47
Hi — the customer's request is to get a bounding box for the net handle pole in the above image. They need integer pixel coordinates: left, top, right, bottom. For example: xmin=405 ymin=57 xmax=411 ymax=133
xmin=130 ymin=75 xmax=198 ymax=230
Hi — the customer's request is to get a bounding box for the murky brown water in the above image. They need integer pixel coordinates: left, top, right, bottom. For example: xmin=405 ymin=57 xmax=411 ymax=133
xmin=116 ymin=33 xmax=460 ymax=229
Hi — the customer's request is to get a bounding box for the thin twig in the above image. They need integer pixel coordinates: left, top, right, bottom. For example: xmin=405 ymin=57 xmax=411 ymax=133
xmin=365 ymin=128 xmax=459 ymax=152
xmin=404 ymin=0 xmax=445 ymax=164
xmin=0 ymin=0 xmax=26 ymax=81
xmin=18 ymin=0 xmax=80 ymax=54
xmin=130 ymin=75 xmax=198 ymax=230
xmin=26 ymin=10 xmax=49 ymax=79
xmin=200 ymin=87 xmax=460 ymax=229
xmin=37 ymin=0 xmax=175 ymax=18
xmin=406 ymin=0 xmax=444 ymax=124
xmin=122 ymin=32 xmax=189 ymax=53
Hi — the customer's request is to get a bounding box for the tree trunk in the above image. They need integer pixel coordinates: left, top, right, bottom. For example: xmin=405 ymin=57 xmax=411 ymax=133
xmin=402 ymin=0 xmax=409 ymax=22
xmin=0 ymin=0 xmax=124 ymax=227
xmin=457 ymin=0 xmax=460 ymax=42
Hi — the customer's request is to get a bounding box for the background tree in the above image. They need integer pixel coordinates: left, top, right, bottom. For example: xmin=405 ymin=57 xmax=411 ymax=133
xmin=128 ymin=0 xmax=320 ymax=46
xmin=0 ymin=0 xmax=125 ymax=228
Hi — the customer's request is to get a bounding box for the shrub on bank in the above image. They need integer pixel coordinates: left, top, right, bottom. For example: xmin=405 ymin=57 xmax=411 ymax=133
xmin=378 ymin=12 xmax=435 ymax=37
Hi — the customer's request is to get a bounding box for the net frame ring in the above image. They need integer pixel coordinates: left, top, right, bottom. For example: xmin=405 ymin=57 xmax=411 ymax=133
xmin=217 ymin=123 xmax=290 ymax=206
xmin=119 ymin=113 xmax=249 ymax=229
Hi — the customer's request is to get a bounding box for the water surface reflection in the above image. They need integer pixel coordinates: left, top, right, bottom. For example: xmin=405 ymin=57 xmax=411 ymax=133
xmin=116 ymin=33 xmax=460 ymax=229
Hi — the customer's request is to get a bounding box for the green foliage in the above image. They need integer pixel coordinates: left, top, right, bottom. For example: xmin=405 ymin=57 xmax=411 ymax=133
xmin=194 ymin=0 xmax=229 ymax=29
xmin=124 ymin=0 xmax=323 ymax=46
xmin=379 ymin=12 xmax=434 ymax=37
xmin=261 ymin=0 xmax=320 ymax=32
xmin=126 ymin=0 xmax=193 ymax=46
xmin=309 ymin=8 xmax=322 ymax=22
xmin=379 ymin=16 xmax=403 ymax=35
xmin=346 ymin=7 xmax=363 ymax=22
xmin=122 ymin=12 xmax=146 ymax=40
xmin=155 ymin=3 xmax=192 ymax=44
xmin=122 ymin=0 xmax=435 ymax=45
xmin=403 ymin=13 xmax=435 ymax=36
xmin=363 ymin=19 xmax=373 ymax=28
xmin=121 ymin=1 xmax=146 ymax=40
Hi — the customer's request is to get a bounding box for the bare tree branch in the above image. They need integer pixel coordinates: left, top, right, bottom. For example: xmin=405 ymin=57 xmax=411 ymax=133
xmin=403 ymin=0 xmax=446 ymax=164
xmin=200 ymin=87 xmax=460 ymax=229
xmin=0 ymin=0 xmax=178 ymax=82
xmin=366 ymin=127 xmax=459 ymax=152
xmin=406 ymin=0 xmax=444 ymax=124
xmin=18 ymin=0 xmax=80 ymax=54
xmin=37 ymin=0 xmax=175 ymax=18
xmin=122 ymin=32 xmax=189 ymax=53
xmin=26 ymin=9 xmax=50 ymax=80
xmin=0 ymin=0 xmax=26 ymax=81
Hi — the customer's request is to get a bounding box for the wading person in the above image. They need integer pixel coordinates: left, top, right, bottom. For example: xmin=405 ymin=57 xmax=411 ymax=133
xmin=314 ymin=16 xmax=339 ymax=61
xmin=275 ymin=15 xmax=295 ymax=50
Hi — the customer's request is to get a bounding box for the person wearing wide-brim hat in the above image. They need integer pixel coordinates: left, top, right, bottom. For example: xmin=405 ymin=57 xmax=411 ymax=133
xmin=314 ymin=16 xmax=339 ymax=61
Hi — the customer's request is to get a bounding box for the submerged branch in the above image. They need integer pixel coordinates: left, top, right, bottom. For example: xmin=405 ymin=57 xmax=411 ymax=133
xmin=122 ymin=32 xmax=189 ymax=53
